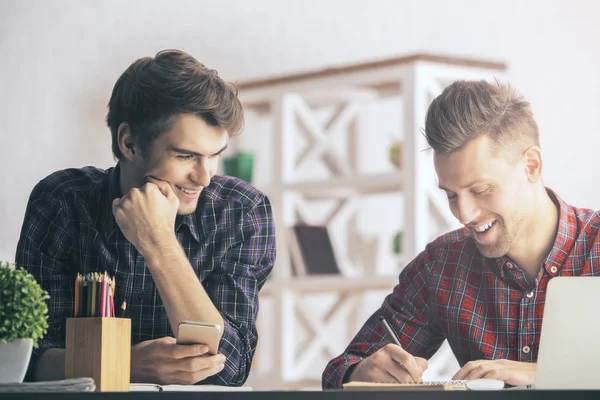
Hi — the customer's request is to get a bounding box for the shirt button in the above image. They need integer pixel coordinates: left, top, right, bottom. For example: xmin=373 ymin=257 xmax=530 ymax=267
xmin=526 ymin=291 xmax=534 ymax=298
xmin=549 ymin=265 xmax=558 ymax=274
xmin=506 ymin=262 xmax=514 ymax=269
xmin=522 ymin=346 xmax=531 ymax=354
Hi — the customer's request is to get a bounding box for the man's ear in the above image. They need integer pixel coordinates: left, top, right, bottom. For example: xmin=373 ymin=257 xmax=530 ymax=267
xmin=523 ymin=145 xmax=543 ymax=183
xmin=117 ymin=122 xmax=137 ymax=161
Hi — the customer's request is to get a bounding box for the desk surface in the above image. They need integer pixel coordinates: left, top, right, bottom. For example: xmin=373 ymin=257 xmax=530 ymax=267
xmin=2 ymin=390 xmax=600 ymax=400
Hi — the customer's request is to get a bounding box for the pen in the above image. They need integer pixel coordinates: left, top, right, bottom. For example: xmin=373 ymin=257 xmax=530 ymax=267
xmin=378 ymin=316 xmax=402 ymax=347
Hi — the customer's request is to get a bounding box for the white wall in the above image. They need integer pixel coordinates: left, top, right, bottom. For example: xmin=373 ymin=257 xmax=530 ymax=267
xmin=2 ymin=0 xmax=600 ymax=263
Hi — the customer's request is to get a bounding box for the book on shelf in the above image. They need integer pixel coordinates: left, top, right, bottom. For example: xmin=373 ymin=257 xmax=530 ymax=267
xmin=287 ymin=224 xmax=341 ymax=276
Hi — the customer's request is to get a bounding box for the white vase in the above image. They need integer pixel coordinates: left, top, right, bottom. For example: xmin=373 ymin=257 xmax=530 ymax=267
xmin=0 ymin=338 xmax=33 ymax=383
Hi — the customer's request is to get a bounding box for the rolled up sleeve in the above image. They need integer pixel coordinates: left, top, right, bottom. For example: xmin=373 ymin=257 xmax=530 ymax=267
xmin=202 ymin=195 xmax=276 ymax=386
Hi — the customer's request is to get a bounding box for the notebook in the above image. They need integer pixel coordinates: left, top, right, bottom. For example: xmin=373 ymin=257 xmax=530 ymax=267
xmin=343 ymin=380 xmax=467 ymax=391
xmin=130 ymin=383 xmax=252 ymax=392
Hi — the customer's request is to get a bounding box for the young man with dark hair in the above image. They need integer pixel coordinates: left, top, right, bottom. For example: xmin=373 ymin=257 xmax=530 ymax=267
xmin=322 ymin=80 xmax=600 ymax=388
xmin=16 ymin=49 xmax=276 ymax=386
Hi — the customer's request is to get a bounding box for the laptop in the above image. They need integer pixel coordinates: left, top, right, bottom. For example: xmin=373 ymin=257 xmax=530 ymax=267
xmin=535 ymin=276 xmax=600 ymax=389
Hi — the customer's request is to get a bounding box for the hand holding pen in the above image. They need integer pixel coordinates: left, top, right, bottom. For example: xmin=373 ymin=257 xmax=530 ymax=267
xmin=346 ymin=315 xmax=428 ymax=384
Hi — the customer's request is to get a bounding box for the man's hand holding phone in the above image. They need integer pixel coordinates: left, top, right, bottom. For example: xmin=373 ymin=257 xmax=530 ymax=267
xmin=130 ymin=322 xmax=225 ymax=385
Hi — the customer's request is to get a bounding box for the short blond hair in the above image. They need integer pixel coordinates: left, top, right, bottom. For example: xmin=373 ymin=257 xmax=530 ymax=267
xmin=424 ymin=80 xmax=539 ymax=156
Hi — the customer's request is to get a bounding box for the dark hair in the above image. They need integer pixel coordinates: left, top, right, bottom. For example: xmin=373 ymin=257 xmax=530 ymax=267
xmin=106 ymin=49 xmax=244 ymax=160
xmin=424 ymin=80 xmax=539 ymax=156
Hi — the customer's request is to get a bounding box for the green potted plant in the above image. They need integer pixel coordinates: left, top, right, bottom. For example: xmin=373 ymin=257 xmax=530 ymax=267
xmin=0 ymin=260 xmax=49 ymax=383
xmin=392 ymin=230 xmax=403 ymax=255
xmin=388 ymin=140 xmax=403 ymax=170
xmin=223 ymin=150 xmax=254 ymax=184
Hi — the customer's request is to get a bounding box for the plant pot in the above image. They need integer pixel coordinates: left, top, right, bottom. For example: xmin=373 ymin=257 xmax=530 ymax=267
xmin=0 ymin=338 xmax=33 ymax=383
xmin=223 ymin=151 xmax=254 ymax=183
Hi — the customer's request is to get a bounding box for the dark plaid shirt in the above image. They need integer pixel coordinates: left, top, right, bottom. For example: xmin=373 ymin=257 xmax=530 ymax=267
xmin=16 ymin=164 xmax=276 ymax=385
xmin=322 ymin=189 xmax=600 ymax=388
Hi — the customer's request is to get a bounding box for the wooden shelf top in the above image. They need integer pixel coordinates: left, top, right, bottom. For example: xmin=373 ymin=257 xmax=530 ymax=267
xmin=261 ymin=274 xmax=398 ymax=295
xmin=237 ymin=53 xmax=507 ymax=92
xmin=259 ymin=172 xmax=404 ymax=199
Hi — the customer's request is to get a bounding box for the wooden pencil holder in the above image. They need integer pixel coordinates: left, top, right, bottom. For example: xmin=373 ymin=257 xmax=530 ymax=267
xmin=65 ymin=318 xmax=131 ymax=392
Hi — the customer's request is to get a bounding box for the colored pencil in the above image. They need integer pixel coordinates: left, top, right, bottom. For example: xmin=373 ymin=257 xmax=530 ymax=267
xmin=74 ymin=274 xmax=80 ymax=317
xmin=90 ymin=274 xmax=97 ymax=317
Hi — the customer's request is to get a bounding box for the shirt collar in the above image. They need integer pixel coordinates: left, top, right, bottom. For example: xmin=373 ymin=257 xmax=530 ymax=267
xmin=100 ymin=163 xmax=122 ymax=241
xmin=101 ymin=163 xmax=201 ymax=243
xmin=176 ymin=212 xmax=200 ymax=243
xmin=492 ymin=187 xmax=576 ymax=277
xmin=542 ymin=187 xmax=577 ymax=275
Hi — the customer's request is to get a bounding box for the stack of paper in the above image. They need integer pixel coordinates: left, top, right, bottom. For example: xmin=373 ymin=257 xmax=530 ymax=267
xmin=0 ymin=378 xmax=96 ymax=392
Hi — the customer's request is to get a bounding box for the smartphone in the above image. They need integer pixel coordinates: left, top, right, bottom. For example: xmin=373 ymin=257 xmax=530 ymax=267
xmin=176 ymin=320 xmax=222 ymax=355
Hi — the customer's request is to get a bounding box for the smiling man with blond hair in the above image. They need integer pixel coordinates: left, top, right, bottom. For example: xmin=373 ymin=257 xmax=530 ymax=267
xmin=323 ymin=80 xmax=600 ymax=388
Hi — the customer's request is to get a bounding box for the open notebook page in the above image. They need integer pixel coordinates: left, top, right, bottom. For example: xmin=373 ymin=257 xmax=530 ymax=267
xmin=130 ymin=383 xmax=252 ymax=392
xmin=343 ymin=380 xmax=467 ymax=391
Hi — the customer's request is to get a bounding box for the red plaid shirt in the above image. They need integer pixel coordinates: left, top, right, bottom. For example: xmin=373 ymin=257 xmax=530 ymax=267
xmin=322 ymin=189 xmax=600 ymax=388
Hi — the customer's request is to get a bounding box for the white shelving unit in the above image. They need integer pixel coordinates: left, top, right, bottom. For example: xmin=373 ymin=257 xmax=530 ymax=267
xmin=236 ymin=54 xmax=507 ymax=389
